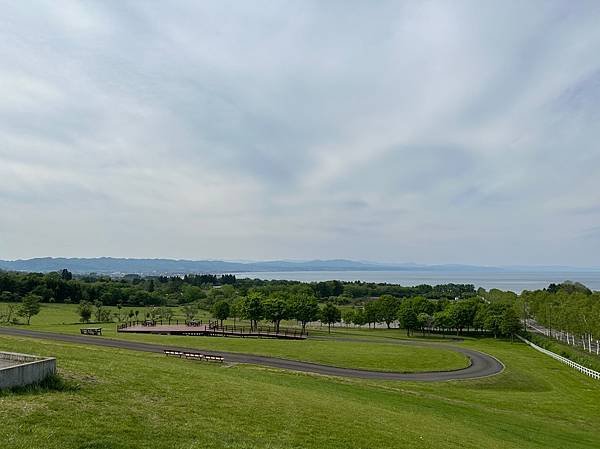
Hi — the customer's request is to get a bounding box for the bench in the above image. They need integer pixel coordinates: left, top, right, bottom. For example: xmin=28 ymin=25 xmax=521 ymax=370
xmin=80 ymin=328 xmax=102 ymax=336
xmin=164 ymin=349 xmax=223 ymax=363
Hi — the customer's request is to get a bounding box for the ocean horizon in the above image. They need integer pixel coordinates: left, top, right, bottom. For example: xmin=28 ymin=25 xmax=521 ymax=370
xmin=234 ymin=270 xmax=600 ymax=293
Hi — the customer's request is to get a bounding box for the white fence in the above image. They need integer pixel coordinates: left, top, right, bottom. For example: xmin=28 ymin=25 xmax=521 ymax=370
xmin=517 ymin=335 xmax=600 ymax=380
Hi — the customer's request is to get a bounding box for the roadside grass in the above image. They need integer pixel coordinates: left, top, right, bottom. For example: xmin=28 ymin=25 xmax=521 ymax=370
xmin=0 ymin=335 xmax=599 ymax=449
xmin=526 ymin=332 xmax=600 ymax=372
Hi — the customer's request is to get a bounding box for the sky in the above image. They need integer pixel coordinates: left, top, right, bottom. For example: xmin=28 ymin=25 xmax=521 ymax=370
xmin=1 ymin=1 xmax=600 ymax=266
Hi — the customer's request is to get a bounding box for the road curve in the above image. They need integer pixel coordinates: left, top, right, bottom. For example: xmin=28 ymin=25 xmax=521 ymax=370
xmin=0 ymin=327 xmax=504 ymax=381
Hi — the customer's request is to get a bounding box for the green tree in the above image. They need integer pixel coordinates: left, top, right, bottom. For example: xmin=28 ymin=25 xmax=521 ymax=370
xmin=364 ymin=301 xmax=381 ymax=328
xmin=159 ymin=307 xmax=175 ymax=324
xmin=0 ymin=303 xmax=17 ymax=324
xmin=263 ymin=296 xmax=289 ymax=333
xmin=182 ymin=304 xmax=199 ymax=322
xmin=378 ymin=295 xmax=400 ymax=328
xmin=500 ymin=307 xmax=521 ymax=341
xmin=484 ymin=303 xmax=505 ymax=338
xmin=212 ymin=300 xmax=230 ymax=327
xmin=397 ymin=302 xmax=418 ymax=336
xmin=290 ymin=293 xmax=319 ymax=334
xmin=433 ymin=310 xmax=451 ymax=335
xmin=353 ymin=308 xmax=367 ymax=327
xmin=342 ymin=308 xmax=356 ymax=327
xmin=240 ymin=291 xmax=264 ymax=331
xmin=78 ymin=300 xmax=93 ymax=323
xmin=18 ymin=294 xmax=41 ymax=325
xmin=94 ymin=300 xmax=104 ymax=322
xmin=230 ymin=296 xmax=243 ymax=326
xmin=320 ymin=302 xmax=342 ymax=333
xmin=417 ymin=312 xmax=433 ymax=335
xmin=446 ymin=300 xmax=478 ymax=335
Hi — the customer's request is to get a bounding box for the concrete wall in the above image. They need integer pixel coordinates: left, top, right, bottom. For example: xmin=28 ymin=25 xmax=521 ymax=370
xmin=0 ymin=351 xmax=56 ymax=390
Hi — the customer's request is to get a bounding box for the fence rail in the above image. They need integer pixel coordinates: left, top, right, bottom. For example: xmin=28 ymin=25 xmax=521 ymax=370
xmin=517 ymin=335 xmax=600 ymax=380
xmin=207 ymin=323 xmax=307 ymax=339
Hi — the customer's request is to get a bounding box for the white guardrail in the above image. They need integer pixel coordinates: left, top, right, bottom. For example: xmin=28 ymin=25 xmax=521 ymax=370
xmin=517 ymin=335 xmax=600 ymax=380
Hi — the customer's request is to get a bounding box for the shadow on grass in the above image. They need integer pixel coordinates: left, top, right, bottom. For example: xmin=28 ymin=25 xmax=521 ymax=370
xmin=0 ymin=374 xmax=80 ymax=396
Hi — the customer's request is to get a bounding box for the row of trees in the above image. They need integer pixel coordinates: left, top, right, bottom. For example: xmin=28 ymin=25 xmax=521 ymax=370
xmin=0 ymin=269 xmax=477 ymax=309
xmin=208 ymin=292 xmax=323 ymax=334
xmin=0 ymin=294 xmax=42 ymax=325
xmin=523 ymin=281 xmax=600 ymax=346
xmin=203 ymin=290 xmax=522 ymax=338
xmin=341 ymin=295 xmax=522 ymax=338
xmin=5 ymin=269 xmax=595 ymax=342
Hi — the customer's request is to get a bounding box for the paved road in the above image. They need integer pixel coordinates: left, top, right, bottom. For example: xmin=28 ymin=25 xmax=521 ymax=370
xmin=0 ymin=327 xmax=504 ymax=381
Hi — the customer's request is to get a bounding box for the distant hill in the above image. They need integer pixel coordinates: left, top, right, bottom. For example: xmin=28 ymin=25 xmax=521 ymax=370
xmin=0 ymin=257 xmax=495 ymax=275
xmin=1 ymin=257 xmax=598 ymax=276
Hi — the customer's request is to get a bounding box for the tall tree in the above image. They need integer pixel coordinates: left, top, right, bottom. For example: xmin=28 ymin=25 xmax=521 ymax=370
xmin=182 ymin=304 xmax=199 ymax=322
xmin=484 ymin=303 xmax=505 ymax=338
xmin=342 ymin=308 xmax=357 ymax=327
xmin=320 ymin=303 xmax=341 ymax=334
xmin=290 ymin=293 xmax=319 ymax=334
xmin=159 ymin=307 xmax=174 ymax=324
xmin=417 ymin=312 xmax=433 ymax=335
xmin=397 ymin=302 xmax=418 ymax=336
xmin=364 ymin=300 xmax=382 ymax=328
xmin=378 ymin=295 xmax=400 ymax=328
xmin=18 ymin=294 xmax=41 ymax=325
xmin=500 ymin=307 xmax=521 ymax=342
xmin=263 ymin=296 xmax=289 ymax=333
xmin=78 ymin=301 xmax=93 ymax=323
xmin=240 ymin=291 xmax=264 ymax=331
xmin=212 ymin=300 xmax=230 ymax=327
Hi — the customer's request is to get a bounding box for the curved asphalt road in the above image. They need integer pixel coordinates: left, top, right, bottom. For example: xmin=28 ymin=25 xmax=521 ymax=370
xmin=0 ymin=327 xmax=503 ymax=381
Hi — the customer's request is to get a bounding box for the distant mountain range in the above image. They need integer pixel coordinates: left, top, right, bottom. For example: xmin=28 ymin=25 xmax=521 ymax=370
xmin=0 ymin=257 xmax=598 ymax=276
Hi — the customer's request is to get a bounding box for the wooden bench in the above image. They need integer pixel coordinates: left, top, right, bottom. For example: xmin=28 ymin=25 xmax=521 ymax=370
xmin=164 ymin=349 xmax=223 ymax=363
xmin=80 ymin=328 xmax=102 ymax=336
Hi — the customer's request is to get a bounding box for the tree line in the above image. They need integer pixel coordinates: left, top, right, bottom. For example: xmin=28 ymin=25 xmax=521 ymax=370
xmin=0 ymin=269 xmax=477 ymax=308
xmin=522 ymin=281 xmax=600 ymax=350
xmin=6 ymin=269 xmax=596 ymax=342
xmin=340 ymin=294 xmax=521 ymax=338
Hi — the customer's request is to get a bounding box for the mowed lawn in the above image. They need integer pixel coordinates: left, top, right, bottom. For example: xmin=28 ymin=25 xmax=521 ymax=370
xmin=0 ymin=335 xmax=599 ymax=449
xmin=6 ymin=303 xmax=470 ymax=373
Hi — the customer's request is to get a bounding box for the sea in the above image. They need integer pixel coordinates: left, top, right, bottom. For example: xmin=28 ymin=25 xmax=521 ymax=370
xmin=233 ymin=270 xmax=600 ymax=293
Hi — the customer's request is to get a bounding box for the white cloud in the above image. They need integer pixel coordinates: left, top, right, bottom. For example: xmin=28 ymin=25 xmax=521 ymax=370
xmin=0 ymin=0 xmax=599 ymax=265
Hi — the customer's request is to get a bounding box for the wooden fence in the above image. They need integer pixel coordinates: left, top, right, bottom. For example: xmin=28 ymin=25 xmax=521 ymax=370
xmin=517 ymin=335 xmax=600 ymax=380
xmin=207 ymin=323 xmax=307 ymax=339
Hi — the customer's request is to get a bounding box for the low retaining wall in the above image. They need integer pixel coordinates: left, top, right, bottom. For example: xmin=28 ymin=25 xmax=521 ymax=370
xmin=0 ymin=351 xmax=57 ymax=389
xmin=517 ymin=335 xmax=600 ymax=380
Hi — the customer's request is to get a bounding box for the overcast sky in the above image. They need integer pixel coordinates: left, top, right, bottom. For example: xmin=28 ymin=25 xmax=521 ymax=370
xmin=1 ymin=1 xmax=600 ymax=266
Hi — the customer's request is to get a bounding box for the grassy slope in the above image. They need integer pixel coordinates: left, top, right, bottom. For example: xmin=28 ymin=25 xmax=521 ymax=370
xmin=3 ymin=303 xmax=469 ymax=373
xmin=526 ymin=333 xmax=600 ymax=372
xmin=1 ymin=335 xmax=599 ymax=449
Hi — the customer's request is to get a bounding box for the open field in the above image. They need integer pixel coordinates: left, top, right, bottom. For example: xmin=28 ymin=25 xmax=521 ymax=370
xmin=1 ymin=333 xmax=599 ymax=449
xmin=1 ymin=303 xmax=469 ymax=373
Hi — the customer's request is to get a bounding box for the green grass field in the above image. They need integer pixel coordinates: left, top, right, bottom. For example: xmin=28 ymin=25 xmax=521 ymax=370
xmin=2 ymin=303 xmax=600 ymax=449
xmin=2 ymin=303 xmax=469 ymax=373
xmin=1 ymin=334 xmax=599 ymax=449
